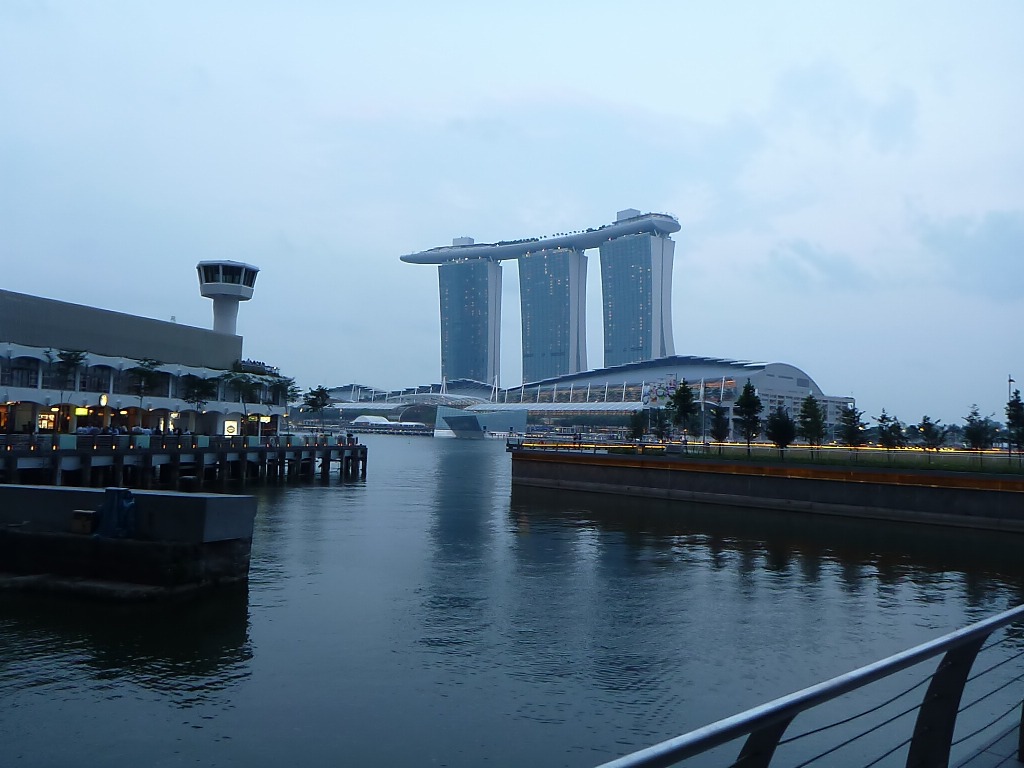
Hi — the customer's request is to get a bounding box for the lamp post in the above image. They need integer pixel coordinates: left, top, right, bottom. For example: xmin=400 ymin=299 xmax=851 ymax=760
xmin=1009 ymin=375 xmax=1015 ymax=461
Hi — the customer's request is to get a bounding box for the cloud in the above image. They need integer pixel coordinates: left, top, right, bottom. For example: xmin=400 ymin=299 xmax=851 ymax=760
xmin=760 ymin=239 xmax=873 ymax=293
xmin=916 ymin=210 xmax=1024 ymax=301
xmin=769 ymin=60 xmax=918 ymax=153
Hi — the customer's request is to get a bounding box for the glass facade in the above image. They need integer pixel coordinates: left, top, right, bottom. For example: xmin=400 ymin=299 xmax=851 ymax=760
xmin=599 ymin=233 xmax=675 ymax=368
xmin=198 ymin=264 xmax=258 ymax=288
xmin=438 ymin=260 xmax=501 ymax=384
xmin=518 ymin=248 xmax=587 ymax=383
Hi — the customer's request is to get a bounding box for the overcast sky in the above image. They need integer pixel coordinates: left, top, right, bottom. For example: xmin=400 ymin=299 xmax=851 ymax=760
xmin=2 ymin=1 xmax=1022 ymax=424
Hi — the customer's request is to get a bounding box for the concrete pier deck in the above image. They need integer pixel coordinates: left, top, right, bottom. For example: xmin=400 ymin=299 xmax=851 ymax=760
xmin=957 ymin=725 xmax=1021 ymax=767
xmin=0 ymin=433 xmax=367 ymax=489
xmin=0 ymin=484 xmax=258 ymax=599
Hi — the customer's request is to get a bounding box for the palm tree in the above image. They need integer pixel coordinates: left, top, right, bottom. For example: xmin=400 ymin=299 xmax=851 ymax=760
xmin=222 ymin=372 xmax=263 ymax=435
xmin=303 ymin=385 xmax=332 ymax=431
xmin=126 ymin=358 xmax=162 ymax=428
xmin=181 ymin=374 xmax=219 ymax=433
xmin=44 ymin=349 xmax=87 ymax=432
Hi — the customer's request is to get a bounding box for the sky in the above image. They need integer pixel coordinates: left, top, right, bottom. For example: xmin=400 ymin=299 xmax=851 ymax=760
xmin=1 ymin=1 xmax=1022 ymax=425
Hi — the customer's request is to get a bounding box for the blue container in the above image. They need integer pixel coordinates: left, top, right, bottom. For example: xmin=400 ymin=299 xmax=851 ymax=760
xmin=95 ymin=487 xmax=137 ymax=538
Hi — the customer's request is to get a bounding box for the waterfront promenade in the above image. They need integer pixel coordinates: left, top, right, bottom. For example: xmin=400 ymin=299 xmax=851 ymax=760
xmin=508 ymin=441 xmax=1024 ymax=534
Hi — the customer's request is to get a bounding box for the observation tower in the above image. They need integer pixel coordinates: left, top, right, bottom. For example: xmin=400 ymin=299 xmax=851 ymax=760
xmin=196 ymin=261 xmax=260 ymax=335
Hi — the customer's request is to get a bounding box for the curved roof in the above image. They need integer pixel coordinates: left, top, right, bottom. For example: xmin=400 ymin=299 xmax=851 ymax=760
xmin=400 ymin=212 xmax=680 ymax=264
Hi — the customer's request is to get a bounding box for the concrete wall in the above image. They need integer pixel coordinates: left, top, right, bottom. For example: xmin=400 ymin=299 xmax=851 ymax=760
xmin=0 ymin=485 xmax=256 ymax=592
xmin=0 ymin=289 xmax=242 ymax=369
xmin=0 ymin=485 xmax=255 ymax=542
xmin=511 ymin=450 xmax=1024 ymax=533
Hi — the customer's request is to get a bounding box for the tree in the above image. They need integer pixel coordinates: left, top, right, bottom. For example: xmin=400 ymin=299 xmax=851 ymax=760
xmin=223 ymin=372 xmax=263 ymax=434
xmin=627 ymin=409 xmax=646 ymax=441
xmin=917 ymin=415 xmax=947 ymax=452
xmin=303 ymin=385 xmax=332 ymax=431
xmin=734 ymin=379 xmax=762 ymax=456
xmin=875 ymin=409 xmax=907 ymax=452
xmin=837 ymin=405 xmax=867 ymax=449
xmin=181 ymin=375 xmax=219 ymax=433
xmin=126 ymin=358 xmax=162 ymax=428
xmin=1006 ymin=389 xmax=1024 ymax=459
xmin=665 ymin=379 xmax=696 ymax=447
xmin=709 ymin=406 xmax=730 ymax=453
xmin=797 ymin=394 xmax=827 ymax=453
xmin=268 ymin=376 xmax=302 ymax=407
xmin=650 ymin=408 xmax=669 ymax=441
xmin=765 ymin=406 xmax=796 ymax=458
xmin=44 ymin=349 xmax=87 ymax=432
xmin=963 ymin=405 xmax=998 ymax=451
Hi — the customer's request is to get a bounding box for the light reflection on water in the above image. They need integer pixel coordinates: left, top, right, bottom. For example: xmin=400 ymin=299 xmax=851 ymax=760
xmin=2 ymin=435 xmax=1024 ymax=767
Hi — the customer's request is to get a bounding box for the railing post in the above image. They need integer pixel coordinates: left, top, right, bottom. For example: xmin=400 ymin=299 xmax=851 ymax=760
xmin=1017 ymin=701 xmax=1024 ymax=761
xmin=905 ymin=635 xmax=986 ymax=768
xmin=735 ymin=716 xmax=794 ymax=768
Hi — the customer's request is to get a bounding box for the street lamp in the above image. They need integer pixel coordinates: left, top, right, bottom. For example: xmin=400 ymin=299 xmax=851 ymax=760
xmin=1009 ymin=375 xmax=1015 ymax=461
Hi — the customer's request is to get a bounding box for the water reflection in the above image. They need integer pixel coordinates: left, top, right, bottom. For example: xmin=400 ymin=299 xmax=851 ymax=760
xmin=419 ymin=441 xmax=500 ymax=658
xmin=0 ymin=586 xmax=252 ymax=707
xmin=509 ymin=485 xmax=1024 ymax=591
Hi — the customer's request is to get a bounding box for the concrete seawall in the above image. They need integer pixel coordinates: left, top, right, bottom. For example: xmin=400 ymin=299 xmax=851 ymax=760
xmin=510 ymin=448 xmax=1024 ymax=533
xmin=0 ymin=485 xmax=257 ymax=598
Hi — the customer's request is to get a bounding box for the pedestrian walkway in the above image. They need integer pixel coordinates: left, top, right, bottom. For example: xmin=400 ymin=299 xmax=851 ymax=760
xmin=957 ymin=725 xmax=1021 ymax=767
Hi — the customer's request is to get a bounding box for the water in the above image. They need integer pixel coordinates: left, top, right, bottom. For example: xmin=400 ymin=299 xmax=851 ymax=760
xmin=2 ymin=436 xmax=1024 ymax=766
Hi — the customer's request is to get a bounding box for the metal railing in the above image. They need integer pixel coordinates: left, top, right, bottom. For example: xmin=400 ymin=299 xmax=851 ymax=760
xmin=596 ymin=605 xmax=1024 ymax=768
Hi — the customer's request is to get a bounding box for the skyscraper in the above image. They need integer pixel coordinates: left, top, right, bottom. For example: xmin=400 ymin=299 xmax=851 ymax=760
xmin=518 ymin=248 xmax=587 ymax=382
xmin=401 ymin=210 xmax=679 ymax=384
xmin=599 ymin=217 xmax=675 ymax=367
xmin=438 ymin=258 xmax=502 ymax=384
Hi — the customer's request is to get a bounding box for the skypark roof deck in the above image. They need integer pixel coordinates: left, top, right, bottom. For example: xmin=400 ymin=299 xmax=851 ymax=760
xmin=399 ymin=212 xmax=680 ymax=264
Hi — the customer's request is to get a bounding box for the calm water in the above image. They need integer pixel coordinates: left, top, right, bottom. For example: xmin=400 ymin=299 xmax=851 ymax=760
xmin=2 ymin=436 xmax=1024 ymax=766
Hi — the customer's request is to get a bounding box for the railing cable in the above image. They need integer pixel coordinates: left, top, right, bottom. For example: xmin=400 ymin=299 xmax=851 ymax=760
xmin=950 ymin=697 xmax=1023 ymax=747
xmin=778 ymin=674 xmax=930 ymax=745
xmin=785 ymin=699 xmax=922 ymax=768
xmin=965 ymin=643 xmax=1024 ymax=683
xmin=862 ymin=734 xmax=914 ymax=768
xmin=957 ymin=669 xmax=1024 ymax=715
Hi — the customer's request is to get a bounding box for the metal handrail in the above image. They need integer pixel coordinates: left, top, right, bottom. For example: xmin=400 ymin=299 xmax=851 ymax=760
xmin=596 ymin=604 xmax=1024 ymax=768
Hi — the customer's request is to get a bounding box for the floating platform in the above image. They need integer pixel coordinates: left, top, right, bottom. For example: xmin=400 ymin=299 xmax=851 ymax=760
xmin=0 ymin=484 xmax=257 ymax=600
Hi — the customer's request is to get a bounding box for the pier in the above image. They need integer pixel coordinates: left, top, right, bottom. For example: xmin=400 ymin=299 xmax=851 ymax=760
xmin=0 ymin=433 xmax=367 ymax=489
xmin=508 ymin=442 xmax=1024 ymax=534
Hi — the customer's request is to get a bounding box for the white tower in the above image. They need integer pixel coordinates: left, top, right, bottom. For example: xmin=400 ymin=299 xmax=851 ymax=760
xmin=196 ymin=260 xmax=260 ymax=335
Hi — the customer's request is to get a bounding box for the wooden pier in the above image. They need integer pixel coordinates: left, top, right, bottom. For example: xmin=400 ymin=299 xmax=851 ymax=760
xmin=0 ymin=433 xmax=367 ymax=490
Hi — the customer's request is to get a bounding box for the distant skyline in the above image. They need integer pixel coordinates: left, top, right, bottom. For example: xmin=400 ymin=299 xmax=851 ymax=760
xmin=1 ymin=2 xmax=1022 ymax=424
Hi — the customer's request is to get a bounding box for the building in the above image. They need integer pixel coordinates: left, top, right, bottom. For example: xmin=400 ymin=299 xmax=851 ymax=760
xmin=438 ymin=255 xmax=502 ymax=385
xmin=598 ymin=209 xmax=675 ymax=367
xmin=0 ymin=264 xmax=292 ymax=437
xmin=323 ymin=355 xmax=853 ymax=441
xmin=401 ymin=210 xmax=681 ymax=384
xmin=518 ymin=247 xmax=587 ymax=382
xmin=474 ymin=355 xmax=853 ymax=440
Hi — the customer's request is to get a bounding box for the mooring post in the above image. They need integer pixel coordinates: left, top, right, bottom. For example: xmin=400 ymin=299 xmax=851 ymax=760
xmin=5 ymin=454 xmax=19 ymax=484
xmin=79 ymin=452 xmax=92 ymax=487
xmin=112 ymin=453 xmax=124 ymax=486
xmin=49 ymin=452 xmax=63 ymax=486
